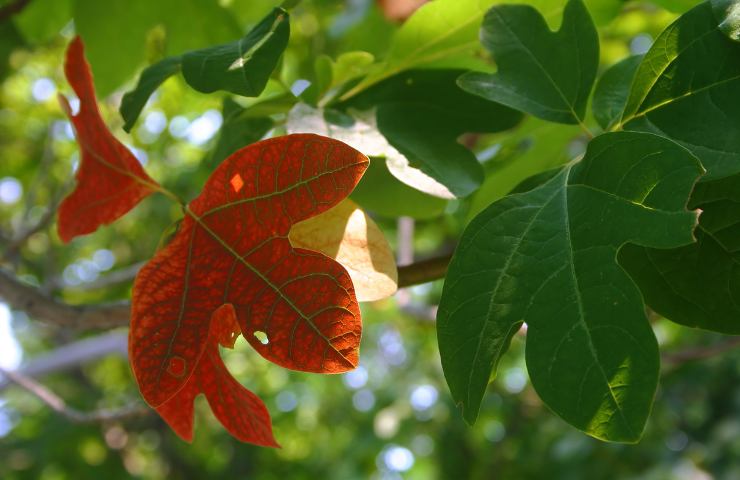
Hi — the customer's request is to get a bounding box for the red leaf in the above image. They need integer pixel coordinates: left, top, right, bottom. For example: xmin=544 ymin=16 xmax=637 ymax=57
xmin=155 ymin=304 xmax=279 ymax=447
xmin=57 ymin=37 xmax=160 ymax=243
xmin=130 ymin=134 xmax=368 ymax=443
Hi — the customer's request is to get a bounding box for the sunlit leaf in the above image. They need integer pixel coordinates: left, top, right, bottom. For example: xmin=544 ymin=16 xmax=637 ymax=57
xmin=290 ymin=199 xmax=398 ymax=302
xmin=130 ymin=135 xmax=368 ymax=438
xmin=57 ymin=37 xmax=160 ymax=243
xmin=458 ymin=0 xmax=599 ymax=125
xmin=438 ymin=132 xmax=703 ymax=442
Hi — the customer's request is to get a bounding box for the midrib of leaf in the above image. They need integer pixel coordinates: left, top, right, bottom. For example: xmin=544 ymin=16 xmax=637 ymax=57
xmin=619 ymin=26 xmax=718 ymax=127
xmin=340 ymin=10 xmax=484 ymax=100
xmin=623 ymin=73 xmax=740 ymax=125
xmin=466 ymin=191 xmax=559 ymax=410
xmin=186 ymin=207 xmax=355 ymax=366
xmin=561 ymin=182 xmax=634 ymax=438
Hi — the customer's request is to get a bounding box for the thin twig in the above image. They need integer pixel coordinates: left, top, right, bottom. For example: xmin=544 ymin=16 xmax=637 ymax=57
xmin=0 ymin=268 xmax=130 ymax=329
xmin=50 ymin=261 xmax=145 ymax=292
xmin=0 ymin=331 xmax=128 ymax=392
xmin=0 ymin=366 xmax=148 ymax=424
xmin=662 ymin=336 xmax=740 ymax=366
xmin=0 ymin=0 xmax=31 ymax=22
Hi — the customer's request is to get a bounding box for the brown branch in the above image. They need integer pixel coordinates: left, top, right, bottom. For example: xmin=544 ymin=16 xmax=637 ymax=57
xmin=0 ymin=0 xmax=31 ymax=21
xmin=662 ymin=336 xmax=740 ymax=366
xmin=397 ymin=254 xmax=451 ymax=288
xmin=0 ymin=251 xmax=450 ymax=331
xmin=0 ymin=331 xmax=128 ymax=391
xmin=0 ymin=268 xmax=130 ymax=329
xmin=0 ymin=366 xmax=148 ymax=423
xmin=2 ymin=206 xmax=58 ymax=260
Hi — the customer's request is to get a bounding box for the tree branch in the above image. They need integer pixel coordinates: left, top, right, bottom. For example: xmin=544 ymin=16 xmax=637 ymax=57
xmin=397 ymin=254 xmax=451 ymax=288
xmin=0 ymin=331 xmax=128 ymax=391
xmin=662 ymin=336 xmax=740 ymax=366
xmin=0 ymin=366 xmax=148 ymax=424
xmin=0 ymin=268 xmax=130 ymax=329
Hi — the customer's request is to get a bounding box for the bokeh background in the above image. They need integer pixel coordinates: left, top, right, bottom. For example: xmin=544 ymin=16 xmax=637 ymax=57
xmin=1 ymin=0 xmax=739 ymax=478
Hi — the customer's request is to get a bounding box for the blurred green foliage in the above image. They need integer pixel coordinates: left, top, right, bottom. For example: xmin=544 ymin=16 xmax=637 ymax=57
xmin=0 ymin=0 xmax=738 ymax=478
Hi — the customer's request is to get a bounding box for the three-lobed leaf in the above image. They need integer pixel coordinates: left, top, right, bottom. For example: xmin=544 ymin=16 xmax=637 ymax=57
xmin=130 ymin=134 xmax=368 ymax=429
xmin=458 ymin=0 xmax=599 ymax=125
xmin=57 ymin=37 xmax=161 ymax=243
xmin=437 ymin=132 xmax=703 ymax=442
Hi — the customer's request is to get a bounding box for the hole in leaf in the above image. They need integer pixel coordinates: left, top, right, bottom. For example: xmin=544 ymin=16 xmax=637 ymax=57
xmin=167 ymin=356 xmax=187 ymax=377
xmin=230 ymin=174 xmax=244 ymax=193
xmin=253 ymin=330 xmax=269 ymax=345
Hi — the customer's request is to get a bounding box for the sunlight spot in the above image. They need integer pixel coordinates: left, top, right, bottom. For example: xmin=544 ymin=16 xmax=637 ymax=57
xmin=230 ymin=174 xmax=244 ymax=193
xmin=0 ymin=177 xmax=22 ymax=204
xmin=167 ymin=356 xmax=187 ymax=377
xmin=276 ymin=391 xmax=298 ymax=412
xmin=630 ymin=34 xmax=653 ymax=55
xmin=503 ymin=368 xmax=527 ymax=393
xmin=186 ymin=110 xmax=222 ymax=146
xmin=92 ymin=249 xmax=115 ymax=271
xmin=352 ymin=389 xmax=375 ymax=411
xmin=144 ymin=110 xmax=167 ymax=135
xmin=343 ymin=365 xmax=368 ymax=389
xmin=168 ymin=115 xmax=190 ymax=138
xmin=31 ymin=78 xmax=56 ymax=102
xmin=0 ymin=303 xmax=22 ymax=370
xmin=253 ymin=330 xmax=269 ymax=345
xmin=290 ymin=79 xmax=311 ymax=96
xmin=409 ymin=384 xmax=438 ymax=411
xmin=381 ymin=445 xmax=414 ymax=472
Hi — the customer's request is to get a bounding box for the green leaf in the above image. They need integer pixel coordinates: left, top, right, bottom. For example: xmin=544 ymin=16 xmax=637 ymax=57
xmin=73 ymin=0 xmax=157 ymax=96
xmin=351 ymin=158 xmax=447 ymax=220
xmin=619 ymin=174 xmax=740 ymax=334
xmin=120 ymin=56 xmax=182 ymax=132
xmin=181 ymin=7 xmax=289 ymax=97
xmin=13 ymin=0 xmax=70 ymax=44
xmin=621 ymin=1 xmax=740 ymax=181
xmin=458 ymin=0 xmax=599 ymax=125
xmin=591 ymin=55 xmax=643 ymax=130
xmin=437 ymin=132 xmax=703 ymax=442
xmin=73 ymin=0 xmax=241 ymax=96
xmin=468 ymin=119 xmax=581 ymax=221
xmin=340 ymin=0 xmax=494 ymax=100
xmin=0 ymin=22 xmax=24 ymax=81
xmin=343 ymin=69 xmax=522 ymax=198
xmin=712 ymin=0 xmax=740 ymax=41
xmin=206 ymin=98 xmax=275 ymax=169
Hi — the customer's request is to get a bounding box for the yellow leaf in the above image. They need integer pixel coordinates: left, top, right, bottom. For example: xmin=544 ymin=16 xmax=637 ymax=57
xmin=290 ymin=199 xmax=398 ymax=302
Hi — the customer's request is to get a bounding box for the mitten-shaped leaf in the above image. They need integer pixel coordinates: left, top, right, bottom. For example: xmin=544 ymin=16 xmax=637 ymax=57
xmin=621 ymin=1 xmax=740 ymax=180
xmin=155 ymin=304 xmax=278 ymax=446
xmin=130 ymin=134 xmax=368 ymax=410
xmin=437 ymin=132 xmax=703 ymax=442
xmin=57 ymin=37 xmax=160 ymax=242
xmin=458 ymin=0 xmax=599 ymax=124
